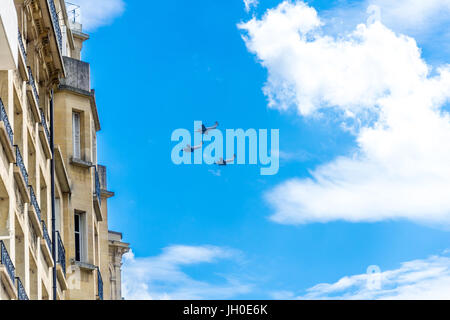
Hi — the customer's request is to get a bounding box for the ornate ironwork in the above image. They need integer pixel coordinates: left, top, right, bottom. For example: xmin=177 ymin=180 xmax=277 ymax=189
xmin=47 ymin=0 xmax=62 ymax=52
xmin=29 ymin=186 xmax=41 ymax=221
xmin=16 ymin=277 xmax=29 ymax=300
xmin=15 ymin=146 xmax=29 ymax=186
xmin=0 ymin=98 xmax=14 ymax=145
xmin=0 ymin=240 xmax=15 ymax=283
xmin=94 ymin=167 xmax=101 ymax=205
xmin=27 ymin=67 xmax=39 ymax=106
xmin=57 ymin=231 xmax=66 ymax=276
xmin=18 ymin=30 xmax=27 ymax=62
xmin=40 ymin=110 xmax=50 ymax=143
xmin=97 ymin=267 xmax=103 ymax=300
xmin=42 ymin=220 xmax=52 ymax=251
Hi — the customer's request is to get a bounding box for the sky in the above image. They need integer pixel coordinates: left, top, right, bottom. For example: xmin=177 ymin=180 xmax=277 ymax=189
xmin=74 ymin=0 xmax=450 ymax=299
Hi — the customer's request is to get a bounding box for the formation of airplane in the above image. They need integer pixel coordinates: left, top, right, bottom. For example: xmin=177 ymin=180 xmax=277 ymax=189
xmin=184 ymin=122 xmax=236 ymax=166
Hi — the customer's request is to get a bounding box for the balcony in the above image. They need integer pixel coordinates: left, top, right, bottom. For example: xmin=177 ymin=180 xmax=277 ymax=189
xmin=26 ymin=67 xmax=40 ymax=121
xmin=0 ymin=0 xmax=18 ymax=70
xmin=0 ymin=98 xmax=15 ymax=162
xmin=97 ymin=267 xmax=103 ymax=300
xmin=93 ymin=166 xmax=103 ymax=221
xmin=16 ymin=277 xmax=28 ymax=300
xmin=0 ymin=240 xmax=17 ymax=299
xmin=40 ymin=220 xmax=54 ymax=266
xmin=28 ymin=186 xmax=43 ymax=238
xmin=47 ymin=0 xmax=62 ymax=53
xmin=13 ymin=146 xmax=30 ymax=203
xmin=38 ymin=110 xmax=52 ymax=159
xmin=56 ymin=231 xmax=68 ymax=290
xmin=17 ymin=30 xmax=28 ymax=81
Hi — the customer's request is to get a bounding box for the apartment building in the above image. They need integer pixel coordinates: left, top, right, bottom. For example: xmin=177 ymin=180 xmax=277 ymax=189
xmin=0 ymin=0 xmax=129 ymax=300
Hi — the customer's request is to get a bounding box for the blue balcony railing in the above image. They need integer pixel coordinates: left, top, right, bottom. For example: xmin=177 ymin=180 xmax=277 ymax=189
xmin=47 ymin=0 xmax=62 ymax=52
xmin=97 ymin=267 xmax=103 ymax=300
xmin=57 ymin=231 xmax=66 ymax=276
xmin=40 ymin=110 xmax=50 ymax=143
xmin=16 ymin=277 xmax=29 ymax=300
xmin=27 ymin=67 xmax=39 ymax=106
xmin=29 ymin=186 xmax=41 ymax=221
xmin=18 ymin=30 xmax=27 ymax=62
xmin=0 ymin=240 xmax=15 ymax=283
xmin=15 ymin=146 xmax=29 ymax=186
xmin=0 ymin=98 xmax=14 ymax=146
xmin=42 ymin=220 xmax=52 ymax=251
xmin=94 ymin=167 xmax=101 ymax=205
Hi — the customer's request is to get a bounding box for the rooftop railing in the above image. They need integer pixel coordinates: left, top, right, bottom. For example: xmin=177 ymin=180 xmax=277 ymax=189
xmin=42 ymin=220 xmax=52 ymax=251
xmin=15 ymin=146 xmax=29 ymax=186
xmin=57 ymin=231 xmax=66 ymax=276
xmin=0 ymin=240 xmax=15 ymax=283
xmin=0 ymin=98 xmax=14 ymax=145
xmin=16 ymin=277 xmax=29 ymax=300
xmin=29 ymin=186 xmax=41 ymax=221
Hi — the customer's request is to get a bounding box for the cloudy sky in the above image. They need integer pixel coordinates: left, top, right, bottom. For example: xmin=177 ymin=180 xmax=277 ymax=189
xmin=77 ymin=0 xmax=450 ymax=299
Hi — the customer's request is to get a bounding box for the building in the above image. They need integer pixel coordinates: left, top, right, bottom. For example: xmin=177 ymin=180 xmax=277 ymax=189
xmin=0 ymin=0 xmax=129 ymax=300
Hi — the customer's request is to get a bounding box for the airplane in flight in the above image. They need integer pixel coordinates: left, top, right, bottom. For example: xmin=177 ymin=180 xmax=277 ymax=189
xmin=215 ymin=154 xmax=236 ymax=166
xmin=196 ymin=121 xmax=219 ymax=135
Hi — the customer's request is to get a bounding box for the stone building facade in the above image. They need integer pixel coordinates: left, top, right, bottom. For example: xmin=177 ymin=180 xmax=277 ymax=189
xmin=0 ymin=0 xmax=129 ymax=300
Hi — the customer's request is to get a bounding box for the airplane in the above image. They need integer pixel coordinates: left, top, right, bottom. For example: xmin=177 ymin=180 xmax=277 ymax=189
xmin=215 ymin=154 xmax=236 ymax=166
xmin=183 ymin=142 xmax=203 ymax=153
xmin=196 ymin=121 xmax=219 ymax=135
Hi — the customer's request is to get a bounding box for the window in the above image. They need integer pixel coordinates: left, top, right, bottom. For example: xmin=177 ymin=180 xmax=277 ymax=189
xmin=72 ymin=112 xmax=81 ymax=159
xmin=74 ymin=212 xmax=84 ymax=262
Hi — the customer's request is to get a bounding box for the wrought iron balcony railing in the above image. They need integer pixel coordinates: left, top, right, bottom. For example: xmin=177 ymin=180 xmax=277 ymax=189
xmin=27 ymin=67 xmax=39 ymax=106
xmin=0 ymin=240 xmax=15 ymax=283
xmin=15 ymin=146 xmax=29 ymax=186
xmin=29 ymin=186 xmax=41 ymax=221
xmin=18 ymin=30 xmax=27 ymax=62
xmin=40 ymin=110 xmax=50 ymax=143
xmin=47 ymin=0 xmax=62 ymax=52
xmin=0 ymin=98 xmax=14 ymax=146
xmin=41 ymin=220 xmax=52 ymax=251
xmin=57 ymin=231 xmax=66 ymax=276
xmin=16 ymin=277 xmax=28 ymax=300
xmin=97 ymin=267 xmax=103 ymax=300
xmin=94 ymin=166 xmax=101 ymax=205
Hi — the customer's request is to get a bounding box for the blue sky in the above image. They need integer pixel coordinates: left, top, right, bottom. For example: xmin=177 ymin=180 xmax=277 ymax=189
xmin=76 ymin=0 xmax=450 ymax=299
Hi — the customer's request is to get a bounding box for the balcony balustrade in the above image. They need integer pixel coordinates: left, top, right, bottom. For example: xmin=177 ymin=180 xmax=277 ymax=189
xmin=29 ymin=186 xmax=41 ymax=221
xmin=47 ymin=0 xmax=62 ymax=52
xmin=16 ymin=277 xmax=28 ymax=300
xmin=15 ymin=146 xmax=28 ymax=186
xmin=0 ymin=98 xmax=14 ymax=146
xmin=41 ymin=220 xmax=52 ymax=251
xmin=0 ymin=240 xmax=15 ymax=283
xmin=57 ymin=231 xmax=66 ymax=276
xmin=97 ymin=267 xmax=103 ymax=300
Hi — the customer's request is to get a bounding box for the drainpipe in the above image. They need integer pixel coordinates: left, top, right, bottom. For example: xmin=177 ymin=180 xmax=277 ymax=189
xmin=50 ymin=88 xmax=57 ymax=300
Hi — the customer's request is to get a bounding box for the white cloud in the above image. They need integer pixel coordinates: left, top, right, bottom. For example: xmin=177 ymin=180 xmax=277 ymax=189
xmin=239 ymin=1 xmax=450 ymax=226
xmin=122 ymin=245 xmax=251 ymax=300
xmin=69 ymin=0 xmax=125 ymax=31
xmin=244 ymin=0 xmax=259 ymax=13
xmin=301 ymin=253 xmax=450 ymax=299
